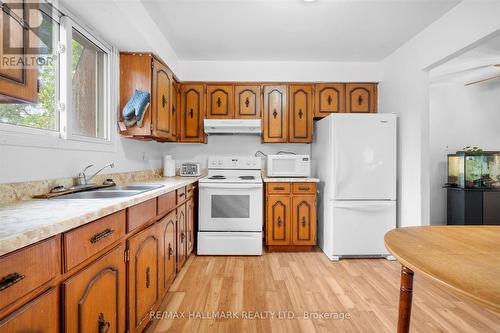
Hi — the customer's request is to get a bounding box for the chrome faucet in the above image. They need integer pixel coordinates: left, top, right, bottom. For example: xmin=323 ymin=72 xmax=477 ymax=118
xmin=77 ymin=162 xmax=115 ymax=186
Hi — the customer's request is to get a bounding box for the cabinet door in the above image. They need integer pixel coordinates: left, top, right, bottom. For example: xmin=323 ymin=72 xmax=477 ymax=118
xmin=291 ymin=196 xmax=316 ymax=246
xmin=128 ymin=224 xmax=162 ymax=333
xmin=0 ymin=288 xmax=58 ymax=332
xmin=152 ymin=59 xmax=173 ymax=139
xmin=159 ymin=210 xmax=176 ymax=293
xmin=180 ymin=84 xmax=205 ymax=142
xmin=0 ymin=0 xmax=38 ymax=103
xmin=289 ymin=84 xmax=313 ymax=143
xmin=263 ymin=85 xmax=288 ymax=143
xmin=345 ymin=83 xmax=377 ymax=113
xmin=234 ymin=85 xmax=261 ymax=119
xmin=176 ymin=203 xmax=187 ymax=271
xmin=186 ymin=197 xmax=195 ymax=256
xmin=314 ymin=83 xmax=345 ymax=118
xmin=266 ymin=196 xmax=291 ymax=245
xmin=63 ymin=244 xmax=126 ymax=333
xmin=206 ymin=85 xmax=234 ymax=119
xmin=171 ymin=81 xmax=179 ymax=139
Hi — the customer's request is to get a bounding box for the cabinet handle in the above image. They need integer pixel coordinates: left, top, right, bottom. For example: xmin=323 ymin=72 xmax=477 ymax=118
xmin=298 ymin=109 xmax=303 ymax=119
xmin=145 ymin=267 xmax=151 ymax=288
xmin=162 ymin=95 xmax=167 ymax=108
xmin=273 ymin=109 xmax=278 ymax=118
xmin=90 ymin=228 xmax=114 ymax=244
xmin=298 ymin=186 xmax=310 ymax=191
xmin=358 ymin=95 xmax=363 ymax=105
xmin=274 ymin=186 xmax=285 ymax=191
xmin=189 ymin=109 xmax=194 ymax=118
xmin=216 ymin=96 xmax=222 ymax=108
xmin=98 ymin=312 xmax=111 ymax=333
xmin=302 ymin=216 xmax=307 ymax=227
xmin=168 ymin=243 xmax=173 ymax=259
xmin=181 ymin=232 xmax=185 ymax=242
xmin=327 ymin=95 xmax=332 ymax=105
xmin=277 ymin=217 xmax=282 ymax=227
xmin=245 ymin=97 xmax=250 ymax=108
xmin=0 ymin=272 xmax=25 ymax=291
xmin=172 ymin=106 xmax=176 ymax=114
xmin=179 ymin=193 xmax=185 ymax=198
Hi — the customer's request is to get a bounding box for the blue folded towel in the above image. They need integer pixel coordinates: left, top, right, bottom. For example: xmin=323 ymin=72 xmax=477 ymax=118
xmin=122 ymin=90 xmax=150 ymax=128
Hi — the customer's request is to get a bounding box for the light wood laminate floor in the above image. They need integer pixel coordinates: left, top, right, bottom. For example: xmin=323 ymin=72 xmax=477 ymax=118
xmin=148 ymin=250 xmax=500 ymax=333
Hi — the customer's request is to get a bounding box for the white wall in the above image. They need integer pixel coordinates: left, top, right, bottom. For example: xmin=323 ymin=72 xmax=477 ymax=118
xmin=163 ymin=135 xmax=310 ymax=170
xmin=429 ymin=80 xmax=500 ymax=224
xmin=379 ymin=0 xmax=500 ymax=227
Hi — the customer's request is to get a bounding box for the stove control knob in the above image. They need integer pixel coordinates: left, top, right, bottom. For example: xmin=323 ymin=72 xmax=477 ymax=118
xmin=246 ymin=161 xmax=251 ymax=166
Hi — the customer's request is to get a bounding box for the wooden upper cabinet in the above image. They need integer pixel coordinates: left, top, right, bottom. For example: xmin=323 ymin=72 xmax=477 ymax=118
xmin=171 ymin=81 xmax=180 ymax=138
xmin=266 ymin=196 xmax=291 ymax=246
xmin=346 ymin=83 xmax=378 ymax=113
xmin=234 ymin=85 xmax=261 ymax=119
xmin=0 ymin=0 xmax=38 ymax=103
xmin=289 ymin=84 xmax=313 ymax=143
xmin=291 ymin=196 xmax=316 ymax=246
xmin=206 ymin=85 xmax=234 ymax=119
xmin=314 ymin=83 xmax=345 ymax=118
xmin=152 ymin=59 xmax=174 ymax=140
xmin=63 ymin=244 xmax=126 ymax=333
xmin=127 ymin=224 xmax=162 ymax=333
xmin=180 ymin=84 xmax=205 ymax=142
xmin=263 ymin=85 xmax=288 ymax=143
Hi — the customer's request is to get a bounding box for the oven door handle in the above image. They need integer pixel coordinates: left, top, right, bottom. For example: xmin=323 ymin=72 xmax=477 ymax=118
xmin=199 ymin=183 xmax=263 ymax=189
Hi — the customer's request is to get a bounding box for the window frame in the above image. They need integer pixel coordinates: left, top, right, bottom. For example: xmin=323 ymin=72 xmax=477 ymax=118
xmin=0 ymin=2 xmax=117 ymax=152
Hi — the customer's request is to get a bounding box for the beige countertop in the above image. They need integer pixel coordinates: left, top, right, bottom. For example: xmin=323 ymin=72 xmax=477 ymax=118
xmin=262 ymin=176 xmax=320 ymax=183
xmin=0 ymin=176 xmax=201 ymax=256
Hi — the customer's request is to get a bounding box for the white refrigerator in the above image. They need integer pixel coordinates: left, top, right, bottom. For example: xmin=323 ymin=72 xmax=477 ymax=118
xmin=312 ymin=114 xmax=397 ymax=260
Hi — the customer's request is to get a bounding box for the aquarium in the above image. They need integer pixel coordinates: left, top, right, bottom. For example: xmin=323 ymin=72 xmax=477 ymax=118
xmin=447 ymin=152 xmax=500 ymax=189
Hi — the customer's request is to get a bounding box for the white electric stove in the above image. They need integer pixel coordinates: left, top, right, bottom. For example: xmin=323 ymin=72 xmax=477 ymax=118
xmin=198 ymin=156 xmax=263 ymax=255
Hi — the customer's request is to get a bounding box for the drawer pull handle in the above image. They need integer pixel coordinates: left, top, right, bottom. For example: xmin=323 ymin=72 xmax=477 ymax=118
xmin=98 ymin=312 xmax=111 ymax=333
xmin=90 ymin=228 xmax=114 ymax=244
xmin=168 ymin=243 xmax=173 ymax=259
xmin=277 ymin=217 xmax=282 ymax=227
xmin=274 ymin=186 xmax=285 ymax=191
xmin=0 ymin=272 xmax=25 ymax=291
xmin=179 ymin=193 xmax=185 ymax=198
xmin=298 ymin=186 xmax=310 ymax=191
xmin=302 ymin=216 xmax=307 ymax=227
xmin=145 ymin=267 xmax=151 ymax=288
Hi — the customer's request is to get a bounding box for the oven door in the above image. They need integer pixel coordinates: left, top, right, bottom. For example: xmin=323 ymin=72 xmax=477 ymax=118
xmin=199 ymin=183 xmax=263 ymax=231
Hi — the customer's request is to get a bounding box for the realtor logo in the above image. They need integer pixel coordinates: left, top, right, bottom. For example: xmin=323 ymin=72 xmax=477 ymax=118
xmin=1 ymin=0 xmax=54 ymax=69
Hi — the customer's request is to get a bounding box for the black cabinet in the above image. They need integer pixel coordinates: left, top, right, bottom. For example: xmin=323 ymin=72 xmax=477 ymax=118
xmin=447 ymin=189 xmax=500 ymax=225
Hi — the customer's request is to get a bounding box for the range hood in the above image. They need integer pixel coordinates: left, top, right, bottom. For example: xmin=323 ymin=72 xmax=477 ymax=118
xmin=204 ymin=119 xmax=261 ymax=135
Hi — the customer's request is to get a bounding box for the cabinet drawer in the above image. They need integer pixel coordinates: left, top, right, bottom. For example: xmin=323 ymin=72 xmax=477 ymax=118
xmin=127 ymin=199 xmax=157 ymax=232
xmin=0 ymin=288 xmax=59 ymax=332
xmin=186 ymin=183 xmax=196 ymax=198
xmin=292 ymin=183 xmax=316 ymax=195
xmin=176 ymin=186 xmax=186 ymax=204
xmin=64 ymin=211 xmax=126 ymax=271
xmin=0 ymin=237 xmax=59 ymax=310
xmin=158 ymin=191 xmax=176 ymax=217
xmin=267 ymin=183 xmax=291 ymax=195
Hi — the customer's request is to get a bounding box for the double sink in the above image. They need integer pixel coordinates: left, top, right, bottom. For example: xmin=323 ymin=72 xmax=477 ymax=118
xmin=54 ymin=185 xmax=164 ymax=199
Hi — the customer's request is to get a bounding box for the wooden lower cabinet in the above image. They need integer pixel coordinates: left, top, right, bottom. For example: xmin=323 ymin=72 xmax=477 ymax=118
xmin=186 ymin=197 xmax=195 ymax=256
xmin=0 ymin=288 xmax=59 ymax=332
xmin=63 ymin=244 xmax=126 ymax=333
xmin=176 ymin=203 xmax=187 ymax=271
xmin=266 ymin=183 xmax=317 ymax=251
xmin=128 ymin=223 xmax=163 ymax=333
xmin=159 ymin=210 xmax=177 ymax=292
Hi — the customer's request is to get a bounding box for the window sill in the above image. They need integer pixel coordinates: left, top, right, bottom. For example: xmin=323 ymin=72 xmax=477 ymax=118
xmin=0 ymin=125 xmax=117 ymax=153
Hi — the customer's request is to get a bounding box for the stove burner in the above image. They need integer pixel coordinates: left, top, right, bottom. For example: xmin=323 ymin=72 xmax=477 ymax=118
xmin=209 ymin=175 xmax=226 ymax=179
xmin=239 ymin=176 xmax=255 ymax=180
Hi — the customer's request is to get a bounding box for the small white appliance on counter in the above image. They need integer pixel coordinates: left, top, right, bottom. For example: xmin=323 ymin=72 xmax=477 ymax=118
xmin=180 ymin=162 xmax=201 ymax=177
xmin=266 ymin=154 xmax=311 ymax=177
xmin=163 ymin=155 xmax=176 ymax=177
xmin=198 ymin=156 xmax=263 ymax=255
xmin=312 ymin=114 xmax=397 ymax=260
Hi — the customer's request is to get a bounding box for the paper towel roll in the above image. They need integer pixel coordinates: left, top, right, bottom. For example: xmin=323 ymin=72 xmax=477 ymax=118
xmin=163 ymin=155 xmax=176 ymax=177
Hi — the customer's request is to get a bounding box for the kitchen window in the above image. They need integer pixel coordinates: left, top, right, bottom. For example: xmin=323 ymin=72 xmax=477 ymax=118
xmin=0 ymin=2 xmax=115 ymax=150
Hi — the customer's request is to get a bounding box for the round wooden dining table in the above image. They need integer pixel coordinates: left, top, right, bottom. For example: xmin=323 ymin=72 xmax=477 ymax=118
xmin=384 ymin=226 xmax=500 ymax=333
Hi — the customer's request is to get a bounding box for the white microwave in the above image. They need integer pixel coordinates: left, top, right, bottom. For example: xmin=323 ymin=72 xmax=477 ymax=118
xmin=266 ymin=154 xmax=311 ymax=177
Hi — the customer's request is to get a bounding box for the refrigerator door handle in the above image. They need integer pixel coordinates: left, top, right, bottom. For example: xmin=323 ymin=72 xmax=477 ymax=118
xmin=333 ymin=202 xmax=395 ymax=211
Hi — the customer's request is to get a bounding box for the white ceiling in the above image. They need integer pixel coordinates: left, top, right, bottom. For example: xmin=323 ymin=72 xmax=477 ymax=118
xmin=142 ymin=0 xmax=460 ymax=61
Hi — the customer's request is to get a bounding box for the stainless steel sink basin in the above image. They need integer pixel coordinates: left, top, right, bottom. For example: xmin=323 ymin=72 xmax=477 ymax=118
xmin=53 ymin=184 xmax=164 ymax=199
